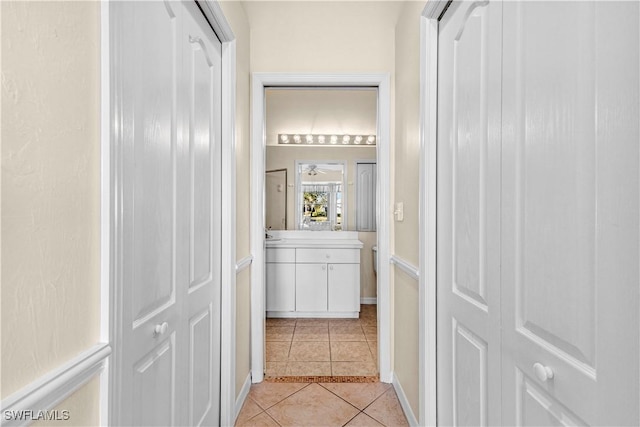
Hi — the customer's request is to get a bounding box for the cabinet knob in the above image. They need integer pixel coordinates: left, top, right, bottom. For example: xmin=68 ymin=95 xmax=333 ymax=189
xmin=154 ymin=322 xmax=169 ymax=336
xmin=322 ymin=265 xmax=326 ymax=270
xmin=533 ymin=362 xmax=554 ymax=382
xmin=326 ymin=254 xmax=330 ymax=259
xmin=330 ymin=265 xmax=334 ymax=270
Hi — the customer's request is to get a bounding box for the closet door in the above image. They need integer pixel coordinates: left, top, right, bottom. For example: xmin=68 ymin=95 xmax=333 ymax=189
xmin=116 ymin=2 xmax=183 ymax=425
xmin=180 ymin=3 xmax=222 ymax=426
xmin=435 ymin=1 xmax=503 ymax=425
xmin=500 ymin=2 xmax=639 ymax=425
xmin=113 ymin=1 xmax=222 ymax=425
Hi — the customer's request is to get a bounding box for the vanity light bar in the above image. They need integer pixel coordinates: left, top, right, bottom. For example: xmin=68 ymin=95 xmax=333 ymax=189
xmin=278 ymin=133 xmax=376 ymax=146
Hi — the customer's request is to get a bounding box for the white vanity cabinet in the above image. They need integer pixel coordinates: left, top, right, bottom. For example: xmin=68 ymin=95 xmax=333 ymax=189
xmin=265 ymin=231 xmax=363 ymax=318
xmin=265 ymin=248 xmax=295 ymax=312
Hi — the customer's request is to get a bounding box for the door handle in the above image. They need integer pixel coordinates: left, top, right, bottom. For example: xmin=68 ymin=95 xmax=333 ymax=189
xmin=533 ymin=362 xmax=554 ymax=382
xmin=154 ymin=322 xmax=169 ymax=336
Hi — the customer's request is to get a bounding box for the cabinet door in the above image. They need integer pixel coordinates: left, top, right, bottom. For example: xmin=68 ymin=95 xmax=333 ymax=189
xmin=328 ymin=264 xmax=360 ymax=312
xmin=295 ymin=263 xmax=328 ymax=312
xmin=266 ymin=263 xmax=295 ymax=312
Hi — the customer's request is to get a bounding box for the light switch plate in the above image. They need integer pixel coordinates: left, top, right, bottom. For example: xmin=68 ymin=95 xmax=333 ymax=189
xmin=395 ymin=202 xmax=404 ymax=221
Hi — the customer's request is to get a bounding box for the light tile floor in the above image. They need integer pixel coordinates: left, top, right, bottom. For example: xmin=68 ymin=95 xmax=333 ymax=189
xmin=235 ymin=382 xmax=410 ymax=426
xmin=265 ymin=305 xmax=378 ymax=377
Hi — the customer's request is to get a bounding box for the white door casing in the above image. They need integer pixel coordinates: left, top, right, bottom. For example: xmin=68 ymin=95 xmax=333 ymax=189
xmin=436 ymin=1 xmax=503 ymax=425
xmin=111 ymin=1 xmax=222 ymax=425
xmin=250 ymin=74 xmax=392 ymax=383
xmin=436 ymin=1 xmax=640 ymax=426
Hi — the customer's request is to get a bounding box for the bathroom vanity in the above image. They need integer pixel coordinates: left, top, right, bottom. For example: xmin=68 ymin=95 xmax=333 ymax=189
xmin=265 ymin=231 xmax=364 ymax=318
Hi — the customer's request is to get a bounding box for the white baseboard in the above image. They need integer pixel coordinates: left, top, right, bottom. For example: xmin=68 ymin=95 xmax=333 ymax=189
xmin=0 ymin=343 xmax=111 ymax=427
xmin=360 ymin=297 xmax=377 ymax=305
xmin=392 ymin=372 xmax=419 ymax=427
xmin=234 ymin=373 xmax=252 ymax=423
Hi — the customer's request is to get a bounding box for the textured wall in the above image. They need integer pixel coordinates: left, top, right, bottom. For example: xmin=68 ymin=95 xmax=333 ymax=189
xmin=392 ymin=1 xmax=424 ymax=417
xmin=1 ymin=0 xmax=101 ymax=400
xmin=31 ymin=375 xmax=100 ymax=427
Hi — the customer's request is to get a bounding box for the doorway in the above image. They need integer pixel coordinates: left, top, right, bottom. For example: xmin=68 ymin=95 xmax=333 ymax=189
xmin=250 ymin=74 xmax=392 ymax=383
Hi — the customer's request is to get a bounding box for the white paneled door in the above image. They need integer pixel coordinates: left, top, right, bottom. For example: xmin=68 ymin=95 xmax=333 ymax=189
xmin=437 ymin=1 xmax=639 ymax=425
xmin=436 ymin=1 xmax=503 ymax=425
xmin=113 ymin=1 xmax=222 ymax=425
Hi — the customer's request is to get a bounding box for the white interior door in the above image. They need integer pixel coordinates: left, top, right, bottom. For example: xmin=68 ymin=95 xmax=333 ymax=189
xmin=436 ymin=1 xmax=503 ymax=425
xmin=500 ymin=2 xmax=639 ymax=425
xmin=114 ymin=1 xmax=222 ymax=425
xmin=437 ymin=1 xmax=640 ymax=426
xmin=181 ymin=3 xmax=222 ymax=426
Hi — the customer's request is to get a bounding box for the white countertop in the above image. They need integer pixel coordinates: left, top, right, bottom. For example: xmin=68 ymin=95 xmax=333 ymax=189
xmin=265 ymin=230 xmax=364 ymax=249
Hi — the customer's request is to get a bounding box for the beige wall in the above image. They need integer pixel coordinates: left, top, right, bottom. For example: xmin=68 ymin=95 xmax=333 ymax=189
xmin=392 ymin=1 xmax=424 ymax=417
xmin=393 ymin=270 xmax=420 ymax=414
xmin=32 ymin=375 xmax=101 ymax=427
xmin=218 ymin=0 xmax=253 ymax=400
xmin=244 ymin=1 xmax=402 ymax=74
xmin=1 ymin=2 xmax=101 ymax=413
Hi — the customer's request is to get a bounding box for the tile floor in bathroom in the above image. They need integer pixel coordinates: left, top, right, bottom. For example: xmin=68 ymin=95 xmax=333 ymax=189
xmin=265 ymin=304 xmax=378 ymax=377
xmin=236 ymin=305 xmax=409 ymax=426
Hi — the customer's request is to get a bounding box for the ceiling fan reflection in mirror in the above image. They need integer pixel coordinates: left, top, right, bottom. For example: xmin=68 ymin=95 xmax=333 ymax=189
xmin=304 ymin=164 xmax=326 ymax=176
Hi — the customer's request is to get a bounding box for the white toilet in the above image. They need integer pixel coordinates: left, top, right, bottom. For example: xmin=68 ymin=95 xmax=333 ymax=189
xmin=372 ymin=245 xmax=378 ymax=275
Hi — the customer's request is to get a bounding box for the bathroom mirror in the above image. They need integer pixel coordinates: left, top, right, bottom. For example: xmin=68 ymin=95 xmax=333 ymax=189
xmin=264 ymin=87 xmax=378 ymax=231
xmin=295 ymin=161 xmax=345 ymax=231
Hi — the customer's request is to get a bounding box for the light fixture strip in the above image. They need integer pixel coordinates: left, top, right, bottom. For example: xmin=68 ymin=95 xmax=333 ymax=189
xmin=278 ymin=133 xmax=376 ymax=146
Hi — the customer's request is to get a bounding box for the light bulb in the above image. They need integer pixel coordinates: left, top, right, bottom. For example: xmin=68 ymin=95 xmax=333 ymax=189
xmin=318 ymin=135 xmax=326 ymax=144
xmin=293 ymin=134 xmax=301 ymax=144
xmin=280 ymin=134 xmax=289 ymax=144
xmin=354 ymin=135 xmax=363 ymax=145
xmin=306 ymin=134 xmax=314 ymax=144
xmin=367 ymin=135 xmax=376 ymax=145
xmin=342 ymin=135 xmax=351 ymax=144
xmin=330 ymin=135 xmax=338 ymax=145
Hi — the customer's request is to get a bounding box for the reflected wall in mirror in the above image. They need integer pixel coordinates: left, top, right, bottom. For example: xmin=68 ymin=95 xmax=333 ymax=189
xmin=265 ymin=169 xmax=287 ymax=230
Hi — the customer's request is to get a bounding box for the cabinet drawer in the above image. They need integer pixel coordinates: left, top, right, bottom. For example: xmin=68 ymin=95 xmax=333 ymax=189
xmin=296 ymin=248 xmax=360 ymax=264
xmin=265 ymin=248 xmax=295 ymax=263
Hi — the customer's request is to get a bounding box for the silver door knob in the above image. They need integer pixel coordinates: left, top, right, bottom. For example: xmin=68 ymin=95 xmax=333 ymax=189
xmin=154 ymin=322 xmax=169 ymax=336
xmin=533 ymin=362 xmax=554 ymax=382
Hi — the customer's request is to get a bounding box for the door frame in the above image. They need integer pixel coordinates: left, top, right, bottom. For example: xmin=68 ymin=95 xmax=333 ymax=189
xmin=250 ymin=73 xmax=392 ymax=383
xmin=104 ymin=1 xmax=238 ymax=425
xmin=419 ymin=1 xmax=449 ymax=425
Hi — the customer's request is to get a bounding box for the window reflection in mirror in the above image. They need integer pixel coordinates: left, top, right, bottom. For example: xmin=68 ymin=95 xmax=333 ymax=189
xmin=296 ymin=161 xmax=345 ymax=231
